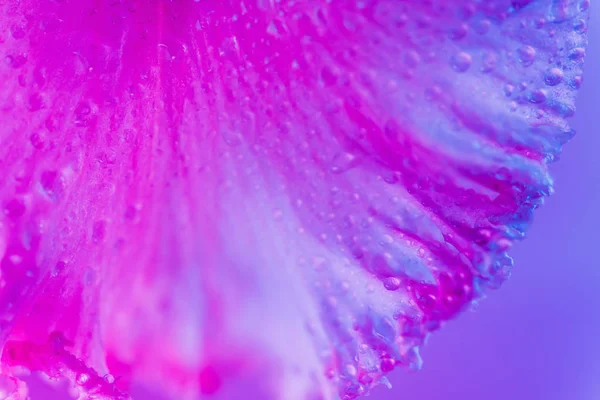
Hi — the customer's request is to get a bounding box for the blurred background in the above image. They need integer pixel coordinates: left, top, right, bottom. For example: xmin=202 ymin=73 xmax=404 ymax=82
xmin=371 ymin=4 xmax=600 ymax=400
xmin=25 ymin=4 xmax=599 ymax=400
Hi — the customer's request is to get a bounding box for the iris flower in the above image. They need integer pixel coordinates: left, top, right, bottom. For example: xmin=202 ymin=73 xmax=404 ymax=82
xmin=0 ymin=1 xmax=589 ymax=399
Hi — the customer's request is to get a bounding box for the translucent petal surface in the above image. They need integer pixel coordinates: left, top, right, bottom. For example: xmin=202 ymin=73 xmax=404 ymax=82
xmin=0 ymin=1 xmax=589 ymax=399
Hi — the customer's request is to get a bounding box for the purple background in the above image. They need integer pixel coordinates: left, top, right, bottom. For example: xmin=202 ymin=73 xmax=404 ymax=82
xmin=27 ymin=4 xmax=599 ymax=400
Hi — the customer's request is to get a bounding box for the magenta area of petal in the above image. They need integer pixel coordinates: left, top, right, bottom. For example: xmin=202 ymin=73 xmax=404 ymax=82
xmin=0 ymin=1 xmax=589 ymax=399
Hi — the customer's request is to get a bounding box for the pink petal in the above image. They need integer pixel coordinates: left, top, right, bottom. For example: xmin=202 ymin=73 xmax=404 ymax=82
xmin=0 ymin=1 xmax=588 ymax=399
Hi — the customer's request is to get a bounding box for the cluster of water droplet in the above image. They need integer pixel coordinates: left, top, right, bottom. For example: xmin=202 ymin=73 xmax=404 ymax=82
xmin=0 ymin=0 xmax=588 ymax=399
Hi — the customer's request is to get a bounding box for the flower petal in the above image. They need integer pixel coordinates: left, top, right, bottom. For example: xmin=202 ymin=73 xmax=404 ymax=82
xmin=0 ymin=1 xmax=588 ymax=399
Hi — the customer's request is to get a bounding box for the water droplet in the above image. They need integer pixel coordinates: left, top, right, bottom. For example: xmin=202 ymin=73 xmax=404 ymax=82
xmin=266 ymin=21 xmax=279 ymax=37
xmin=473 ymin=19 xmax=491 ymax=35
xmin=325 ymin=368 xmax=336 ymax=379
xmin=529 ymin=89 xmax=547 ymax=104
xmin=10 ymin=25 xmax=26 ymax=39
xmin=535 ymin=17 xmax=547 ymax=29
xmin=76 ymin=373 xmax=89 ymax=385
xmin=344 ymin=383 xmax=364 ymax=397
xmin=3 ymin=198 xmax=26 ymax=219
xmin=5 ymin=54 xmax=27 ymax=69
xmin=451 ymin=52 xmax=472 ymax=72
xmin=449 ymin=24 xmax=468 ymax=41
xmin=544 ymin=68 xmax=564 ymax=86
xmin=383 ymin=277 xmax=401 ymax=291
xmin=569 ymin=47 xmax=585 ymax=62
xmin=517 ymin=45 xmax=536 ymax=66
xmin=124 ymin=204 xmax=140 ymax=221
xmin=571 ymin=75 xmax=583 ymax=89
xmin=404 ymin=50 xmax=421 ymax=68
xmin=380 ymin=357 xmax=395 ymax=372
xmin=221 ymin=129 xmax=242 ymax=147
xmin=40 ymin=170 xmax=63 ymax=201
xmin=321 ymin=67 xmax=338 ymax=86
xmin=103 ymin=374 xmax=115 ymax=384
xmin=28 ymin=93 xmax=44 ymax=112
xmin=345 ymin=364 xmax=357 ymax=377
xmin=424 ymin=85 xmax=442 ymax=101
xmin=92 ymin=220 xmax=107 ymax=243
xmin=573 ymin=19 xmax=587 ymax=33
xmin=84 ymin=268 xmax=97 ymax=286
xmin=74 ymin=101 xmax=92 ymax=126
xmin=30 ymin=132 xmax=44 ymax=149
xmin=51 ymin=261 xmax=66 ymax=278
xmin=330 ymin=152 xmax=358 ymax=174
xmin=580 ymin=0 xmax=590 ymax=11
xmin=481 ymin=52 xmax=497 ymax=73
xmin=549 ymin=2 xmax=570 ymax=22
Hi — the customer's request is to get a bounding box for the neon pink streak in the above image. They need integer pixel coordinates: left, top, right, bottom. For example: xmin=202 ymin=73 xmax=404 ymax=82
xmin=0 ymin=1 xmax=588 ymax=399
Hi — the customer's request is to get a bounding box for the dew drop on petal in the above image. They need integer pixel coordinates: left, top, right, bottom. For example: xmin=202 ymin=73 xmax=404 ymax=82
xmin=518 ymin=45 xmax=537 ymax=66
xmin=383 ymin=277 xmax=401 ymax=291
xmin=545 ymin=67 xmax=564 ymax=86
xmin=451 ymin=52 xmax=472 ymax=72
